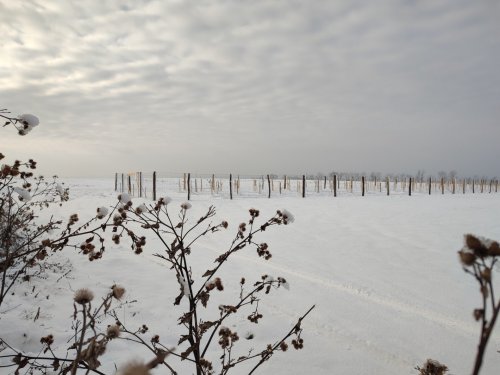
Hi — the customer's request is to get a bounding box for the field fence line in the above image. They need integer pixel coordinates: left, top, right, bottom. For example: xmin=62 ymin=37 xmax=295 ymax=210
xmin=113 ymin=172 xmax=499 ymax=201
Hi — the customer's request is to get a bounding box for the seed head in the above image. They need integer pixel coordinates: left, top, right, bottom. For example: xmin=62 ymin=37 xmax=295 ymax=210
xmin=74 ymin=288 xmax=94 ymax=305
xmin=119 ymin=361 xmax=151 ymax=375
xmin=106 ymin=325 xmax=121 ymax=339
xmin=111 ymin=284 xmax=126 ymax=300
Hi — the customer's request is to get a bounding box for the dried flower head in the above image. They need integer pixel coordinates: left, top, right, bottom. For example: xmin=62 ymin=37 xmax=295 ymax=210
xmin=119 ymin=361 xmax=151 ymax=375
xmin=112 ymin=284 xmax=126 ymax=300
xmin=181 ymin=202 xmax=192 ymax=210
xmin=458 ymin=250 xmax=476 ymax=266
xmin=40 ymin=334 xmax=54 ymax=346
xmin=136 ymin=204 xmax=148 ymax=215
xmin=416 ymin=358 xmax=448 ymax=375
xmin=118 ymin=193 xmax=131 ymax=204
xmin=159 ymin=196 xmax=172 ymax=205
xmin=17 ymin=114 xmax=39 ymax=135
xmin=74 ymin=288 xmax=94 ymax=305
xmin=97 ymin=206 xmax=109 ymax=219
xmin=106 ymin=325 xmax=121 ymax=339
xmin=280 ymin=209 xmax=295 ymax=224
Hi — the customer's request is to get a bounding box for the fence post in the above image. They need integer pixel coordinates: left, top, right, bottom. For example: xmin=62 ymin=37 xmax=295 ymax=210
xmin=267 ymin=174 xmax=271 ymax=198
xmin=302 ymin=175 xmax=306 ymax=198
xmin=127 ymin=175 xmax=131 ymax=194
xmin=409 ymin=177 xmax=412 ymax=196
xmin=121 ymin=173 xmax=124 ymax=193
xmin=229 ymin=174 xmax=233 ymax=200
xmin=428 ymin=177 xmax=431 ymax=195
xmin=333 ymin=175 xmax=337 ymax=197
xmin=152 ymin=172 xmax=157 ymax=201
xmin=114 ymin=173 xmax=118 ymax=191
xmin=362 ymin=176 xmax=365 ymax=196
xmin=386 ymin=176 xmax=390 ymax=196
xmin=441 ymin=177 xmax=444 ymax=194
xmin=139 ymin=172 xmax=143 ymax=198
xmin=187 ymin=173 xmax=191 ymax=200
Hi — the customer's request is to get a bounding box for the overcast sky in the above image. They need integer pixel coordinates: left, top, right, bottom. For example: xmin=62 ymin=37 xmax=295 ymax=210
xmin=1 ymin=0 xmax=499 ymax=178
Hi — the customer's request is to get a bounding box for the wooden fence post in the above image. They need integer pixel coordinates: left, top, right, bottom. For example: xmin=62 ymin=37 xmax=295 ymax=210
xmin=409 ymin=177 xmax=412 ymax=196
xmin=333 ymin=175 xmax=337 ymax=197
xmin=302 ymin=175 xmax=306 ymax=198
xmin=362 ymin=176 xmax=365 ymax=196
xmin=187 ymin=173 xmax=191 ymax=200
xmin=429 ymin=177 xmax=432 ymax=195
xmin=139 ymin=172 xmax=143 ymax=198
xmin=114 ymin=173 xmax=118 ymax=191
xmin=472 ymin=179 xmax=475 ymax=194
xmin=128 ymin=175 xmax=131 ymax=194
xmin=121 ymin=173 xmax=124 ymax=193
xmin=441 ymin=177 xmax=444 ymax=194
xmin=229 ymin=174 xmax=232 ymax=200
xmin=386 ymin=176 xmax=390 ymax=196
xmin=152 ymin=172 xmax=157 ymax=201
xmin=267 ymin=174 xmax=271 ymax=198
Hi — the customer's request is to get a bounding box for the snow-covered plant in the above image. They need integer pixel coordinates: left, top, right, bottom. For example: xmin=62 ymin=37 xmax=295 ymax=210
xmin=106 ymin=198 xmax=314 ymax=374
xmin=0 ymin=107 xmax=128 ymax=311
xmin=1 ymin=109 xmax=39 ymax=136
xmin=457 ymin=234 xmax=500 ymax=375
xmin=2 ymin=285 xmax=136 ymax=375
xmin=1 ymin=107 xmax=313 ymax=374
xmin=0 ymin=144 xmax=72 ymax=306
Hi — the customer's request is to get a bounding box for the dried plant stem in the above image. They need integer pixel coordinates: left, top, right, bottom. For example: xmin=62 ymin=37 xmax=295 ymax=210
xmin=248 ymin=304 xmax=315 ymax=374
xmin=472 ymin=299 xmax=500 ymax=375
xmin=71 ymin=304 xmax=88 ymax=375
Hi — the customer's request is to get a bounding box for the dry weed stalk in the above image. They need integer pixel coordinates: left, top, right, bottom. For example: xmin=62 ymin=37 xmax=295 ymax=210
xmin=109 ymin=199 xmax=314 ymax=374
xmin=458 ymin=234 xmax=500 ymax=375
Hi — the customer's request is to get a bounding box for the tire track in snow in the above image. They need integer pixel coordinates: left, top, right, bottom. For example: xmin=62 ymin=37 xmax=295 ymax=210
xmin=223 ymin=251 xmax=481 ymax=337
xmin=263 ymin=299 xmax=414 ymax=370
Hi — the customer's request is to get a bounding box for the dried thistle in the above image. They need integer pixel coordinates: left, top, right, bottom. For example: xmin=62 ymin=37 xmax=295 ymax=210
xmin=106 ymin=325 xmax=121 ymax=339
xmin=111 ymin=284 xmax=126 ymax=300
xmin=416 ymin=359 xmax=448 ymax=375
xmin=119 ymin=361 xmax=151 ymax=375
xmin=74 ymin=288 xmax=94 ymax=305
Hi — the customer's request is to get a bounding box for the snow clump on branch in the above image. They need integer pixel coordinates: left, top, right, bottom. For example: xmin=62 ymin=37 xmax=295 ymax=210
xmin=13 ymin=187 xmax=31 ymax=201
xmin=17 ymin=114 xmax=39 ymax=135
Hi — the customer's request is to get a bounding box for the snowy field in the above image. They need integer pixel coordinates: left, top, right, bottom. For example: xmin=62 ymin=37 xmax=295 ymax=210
xmin=2 ymin=178 xmax=500 ymax=374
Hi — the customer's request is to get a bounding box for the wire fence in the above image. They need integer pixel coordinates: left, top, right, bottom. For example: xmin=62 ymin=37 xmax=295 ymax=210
xmin=113 ymin=172 xmax=499 ymax=201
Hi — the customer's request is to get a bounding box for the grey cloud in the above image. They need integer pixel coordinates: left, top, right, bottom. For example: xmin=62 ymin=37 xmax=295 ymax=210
xmin=1 ymin=0 xmax=499 ymax=178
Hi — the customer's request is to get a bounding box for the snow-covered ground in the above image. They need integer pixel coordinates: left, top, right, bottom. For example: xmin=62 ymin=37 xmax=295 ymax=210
xmin=1 ymin=178 xmax=500 ymax=374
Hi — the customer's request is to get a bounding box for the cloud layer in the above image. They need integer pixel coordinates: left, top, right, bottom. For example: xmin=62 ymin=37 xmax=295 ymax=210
xmin=1 ymin=0 xmax=499 ymax=178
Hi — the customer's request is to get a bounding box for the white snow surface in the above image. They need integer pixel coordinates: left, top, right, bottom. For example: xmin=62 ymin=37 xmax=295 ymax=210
xmin=1 ymin=178 xmax=500 ymax=374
